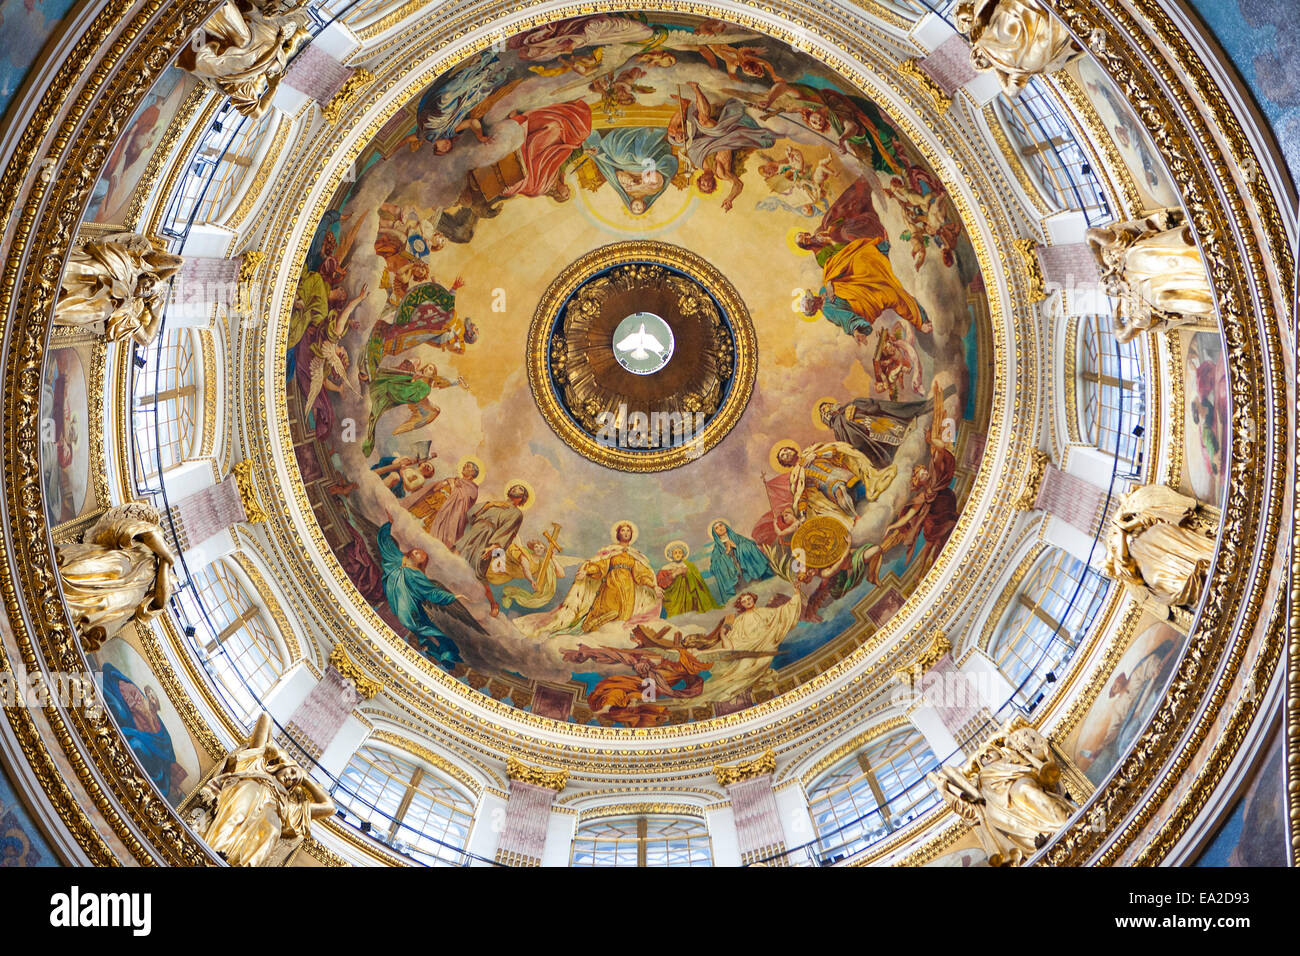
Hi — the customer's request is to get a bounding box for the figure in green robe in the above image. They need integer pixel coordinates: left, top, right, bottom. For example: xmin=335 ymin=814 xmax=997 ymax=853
xmin=657 ymin=542 xmax=720 ymax=617
xmin=361 ymin=358 xmax=465 ymax=457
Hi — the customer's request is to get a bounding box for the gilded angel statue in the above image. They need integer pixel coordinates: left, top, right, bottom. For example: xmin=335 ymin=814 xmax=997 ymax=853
xmin=929 ymin=719 xmax=1077 ymax=866
xmin=177 ymin=0 xmax=309 ymax=118
xmin=55 ymin=502 xmax=177 ymax=651
xmin=1087 ymin=208 xmax=1216 ymax=342
xmin=1103 ymin=483 xmax=1217 ymax=609
xmin=188 ymin=713 xmax=334 ymax=867
xmin=55 ymin=232 xmax=183 ymax=347
xmin=955 ymin=0 xmax=1082 ymax=96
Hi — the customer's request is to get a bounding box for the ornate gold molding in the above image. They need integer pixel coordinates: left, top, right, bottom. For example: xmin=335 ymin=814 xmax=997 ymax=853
xmin=898 ymin=58 xmax=952 ymax=113
xmin=506 ymin=757 xmax=568 ymax=792
xmin=231 ymin=458 xmax=267 ymax=523
xmin=322 ymin=68 xmax=375 ymax=125
xmin=1012 ymin=238 xmax=1048 ymax=302
xmin=714 ymin=749 xmax=777 ymax=786
xmin=328 ymin=644 xmax=381 ymax=700
xmin=1015 ymin=449 xmax=1051 ymax=509
xmin=578 ymin=802 xmax=706 ymax=822
xmin=527 ymin=241 xmax=757 ymax=473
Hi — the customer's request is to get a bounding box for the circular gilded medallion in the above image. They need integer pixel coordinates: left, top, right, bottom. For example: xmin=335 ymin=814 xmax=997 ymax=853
xmin=790 ymin=515 xmax=851 ymax=570
xmin=528 ymin=241 xmax=757 ymax=472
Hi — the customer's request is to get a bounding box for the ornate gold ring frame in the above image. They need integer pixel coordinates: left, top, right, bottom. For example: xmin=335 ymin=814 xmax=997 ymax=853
xmin=526 ymin=240 xmax=757 ymax=472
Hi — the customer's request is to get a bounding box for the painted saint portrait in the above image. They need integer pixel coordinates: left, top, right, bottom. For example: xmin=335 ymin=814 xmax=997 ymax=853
xmin=84 ymin=68 xmax=197 ymax=226
xmin=1070 ymin=622 xmax=1185 ymax=786
xmin=1067 ymin=57 xmax=1180 ymax=211
xmin=94 ymin=638 xmax=201 ymax=806
xmin=1183 ymin=331 xmax=1229 ymax=505
xmin=40 ymin=344 xmax=90 ymax=526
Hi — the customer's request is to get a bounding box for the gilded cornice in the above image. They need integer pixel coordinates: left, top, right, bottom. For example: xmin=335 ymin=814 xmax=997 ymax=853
xmin=578 ymin=802 xmax=707 ymax=822
xmin=232 ymin=458 xmax=267 ymax=523
xmin=1012 ymin=238 xmax=1048 ymax=303
xmin=897 ymin=58 xmax=952 ymax=113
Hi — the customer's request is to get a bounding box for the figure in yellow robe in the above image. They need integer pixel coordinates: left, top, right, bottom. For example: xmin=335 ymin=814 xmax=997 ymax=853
xmin=583 ymin=543 xmax=659 ymax=632
xmin=819 ymin=238 xmax=929 ymax=334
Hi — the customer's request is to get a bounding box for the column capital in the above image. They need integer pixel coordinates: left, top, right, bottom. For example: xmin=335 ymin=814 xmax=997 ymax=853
xmin=505 ymin=758 xmax=567 ymax=792
xmin=232 ymin=459 xmax=268 ymax=523
xmin=328 ymin=645 xmax=381 ymax=700
xmin=714 ymin=749 xmax=775 ymax=787
xmin=1015 ymin=449 xmax=1052 ymax=510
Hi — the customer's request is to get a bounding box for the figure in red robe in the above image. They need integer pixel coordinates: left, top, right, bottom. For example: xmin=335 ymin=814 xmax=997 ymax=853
xmin=504 ymin=99 xmax=593 ymax=200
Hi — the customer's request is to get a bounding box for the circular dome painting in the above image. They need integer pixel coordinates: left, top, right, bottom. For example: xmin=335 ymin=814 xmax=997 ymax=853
xmin=286 ymin=12 xmax=993 ymax=726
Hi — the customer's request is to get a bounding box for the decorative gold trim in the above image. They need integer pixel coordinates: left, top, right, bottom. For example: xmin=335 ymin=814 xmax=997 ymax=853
xmin=714 ymin=749 xmax=776 ymax=786
xmin=236 ymin=250 xmax=264 ymax=315
xmin=578 ymin=802 xmax=706 ymax=822
xmin=1062 ymin=312 xmax=1081 ymax=443
xmin=328 ymin=644 xmax=381 ymax=700
xmin=506 ymin=757 xmax=568 ymax=792
xmin=1163 ymin=328 xmax=1186 ymax=488
xmin=322 ymin=68 xmax=375 ymax=125
xmin=1012 ymin=238 xmax=1048 ymax=303
xmin=199 ymin=328 xmax=217 ymax=457
xmin=231 ymin=458 xmax=267 ymax=523
xmin=898 ymin=58 xmax=952 ymax=113
xmin=1015 ymin=449 xmax=1051 ymax=509
xmin=894 ymin=631 xmax=951 ymax=684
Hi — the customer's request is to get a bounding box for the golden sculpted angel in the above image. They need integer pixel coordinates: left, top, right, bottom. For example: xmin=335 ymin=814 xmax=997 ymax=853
xmin=1087 ymin=208 xmax=1215 ymax=342
xmin=55 ymin=502 xmax=177 ymax=651
xmin=55 ymin=233 xmax=183 ymax=346
xmin=929 ymin=719 xmax=1077 ymax=866
xmin=189 ymin=713 xmax=334 ymax=867
xmin=1103 ymin=483 xmax=1217 ymax=609
xmin=177 ymin=0 xmax=308 ymax=118
xmin=955 ymin=0 xmax=1081 ymax=96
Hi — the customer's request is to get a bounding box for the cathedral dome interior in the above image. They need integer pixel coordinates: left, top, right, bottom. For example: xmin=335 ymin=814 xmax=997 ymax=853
xmin=0 ymin=0 xmax=1293 ymax=872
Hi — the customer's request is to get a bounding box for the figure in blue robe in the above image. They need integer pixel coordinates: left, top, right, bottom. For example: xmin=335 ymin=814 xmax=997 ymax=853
xmin=582 ymin=127 xmax=678 ymax=213
xmin=100 ymin=662 xmax=183 ymax=803
xmin=377 ymin=522 xmax=462 ymax=664
xmin=708 ymin=521 xmax=773 ymax=602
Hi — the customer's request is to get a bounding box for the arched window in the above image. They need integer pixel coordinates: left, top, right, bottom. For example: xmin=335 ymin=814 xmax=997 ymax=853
xmin=195 ymin=109 xmax=281 ymax=224
xmin=132 ymin=329 xmax=199 ymax=484
xmin=174 ymin=559 xmax=284 ymax=725
xmin=335 ymin=746 xmax=475 ymax=865
xmin=994 ymin=80 xmax=1110 ymax=224
xmin=988 ymin=548 xmax=1110 ymax=708
xmin=807 ymin=726 xmax=940 ymax=862
xmin=1079 ymin=314 xmax=1145 ymax=474
xmin=570 ymin=815 xmax=712 ymax=867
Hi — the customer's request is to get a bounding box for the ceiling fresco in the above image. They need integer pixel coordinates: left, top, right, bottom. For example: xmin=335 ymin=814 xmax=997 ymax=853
xmin=286 ymin=11 xmax=993 ymax=727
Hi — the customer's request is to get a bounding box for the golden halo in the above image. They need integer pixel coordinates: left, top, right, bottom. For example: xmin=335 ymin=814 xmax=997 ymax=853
xmin=610 ymin=519 xmax=638 ymax=544
xmin=664 ymin=539 xmax=690 ymax=561
xmin=504 ymin=478 xmax=534 ymax=510
xmin=769 ymin=440 xmax=801 ymax=473
xmin=708 ymin=517 xmax=734 ymax=537
xmin=457 ymin=455 xmax=484 ymax=482
xmin=812 ymin=396 xmax=839 ymax=431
